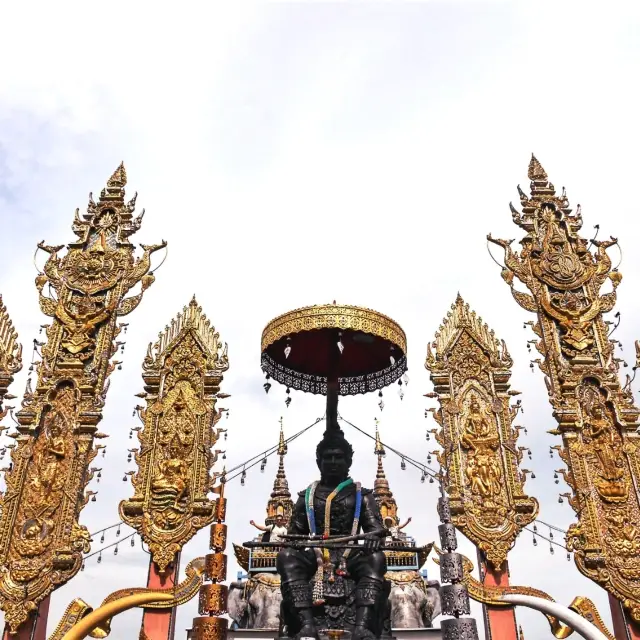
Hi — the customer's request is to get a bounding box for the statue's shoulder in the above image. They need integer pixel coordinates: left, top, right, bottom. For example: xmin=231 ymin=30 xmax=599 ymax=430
xmin=360 ymin=487 xmax=374 ymax=496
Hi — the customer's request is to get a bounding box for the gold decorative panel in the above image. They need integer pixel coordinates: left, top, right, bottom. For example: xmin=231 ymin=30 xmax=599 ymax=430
xmin=489 ymin=155 xmax=640 ymax=620
xmin=0 ymin=295 xmax=22 ymax=420
xmin=119 ymin=298 xmax=229 ymax=573
xmin=425 ymin=295 xmax=538 ymax=568
xmin=0 ymin=164 xmax=165 ymax=633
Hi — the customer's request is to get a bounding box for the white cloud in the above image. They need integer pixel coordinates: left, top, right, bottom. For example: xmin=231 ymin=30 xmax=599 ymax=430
xmin=2 ymin=2 xmax=640 ymax=638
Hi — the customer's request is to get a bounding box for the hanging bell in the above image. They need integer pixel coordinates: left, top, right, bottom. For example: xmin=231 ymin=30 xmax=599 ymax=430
xmin=398 ymin=388 xmax=404 ymax=401
xmin=403 ymin=373 xmax=409 ymax=386
xmin=378 ymin=399 xmax=384 ymax=411
xmin=97 ymin=553 xmax=102 ymax=564
xmin=116 ymin=526 xmax=121 ymax=537
xmin=284 ymin=338 xmax=292 ymax=359
xmin=114 ymin=545 xmax=119 ymax=556
xmin=550 ymin=545 xmax=554 ymax=555
xmin=122 ymin=475 xmax=127 ymax=481
xmin=553 ymin=472 xmax=558 ymax=484
xmin=285 ymin=397 xmax=291 ymax=408
xmin=558 ymin=496 xmax=563 ymax=503
xmin=100 ymin=533 xmax=105 ymax=544
xmin=420 ymin=473 xmax=425 ymax=484
xmin=131 ymin=537 xmax=135 ymax=547
xmin=429 ymin=476 xmax=434 ymax=484
xmin=91 ymin=495 xmax=97 ymax=502
xmin=264 ymin=382 xmax=272 ymax=394
xmin=401 ymin=459 xmax=406 ymax=471
xmin=81 ymin=563 xmax=85 ymax=572
xmin=337 ymin=332 xmax=344 ymax=354
xmin=532 ymin=535 xmax=537 ymax=546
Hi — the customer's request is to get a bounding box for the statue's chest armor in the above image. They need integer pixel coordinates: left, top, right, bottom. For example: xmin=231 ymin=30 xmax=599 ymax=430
xmin=313 ymin=491 xmax=356 ymax=534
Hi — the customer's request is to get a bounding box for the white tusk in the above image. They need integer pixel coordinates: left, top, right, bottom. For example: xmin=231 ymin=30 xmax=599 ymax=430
xmin=499 ymin=594 xmax=609 ymax=640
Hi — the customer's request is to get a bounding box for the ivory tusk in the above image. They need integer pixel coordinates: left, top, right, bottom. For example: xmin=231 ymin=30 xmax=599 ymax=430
xmin=499 ymin=594 xmax=610 ymax=640
xmin=59 ymin=592 xmax=174 ymax=640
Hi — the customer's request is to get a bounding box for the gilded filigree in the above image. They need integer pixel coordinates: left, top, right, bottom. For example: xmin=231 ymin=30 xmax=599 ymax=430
xmin=425 ymin=295 xmax=538 ymax=569
xmin=489 ymin=155 xmax=640 ymax=621
xmin=0 ymin=165 xmax=164 ymax=634
xmin=120 ymin=297 xmax=229 ymax=574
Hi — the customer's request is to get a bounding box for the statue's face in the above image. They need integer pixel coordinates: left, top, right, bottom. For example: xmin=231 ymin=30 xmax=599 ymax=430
xmin=318 ymin=447 xmax=349 ymax=482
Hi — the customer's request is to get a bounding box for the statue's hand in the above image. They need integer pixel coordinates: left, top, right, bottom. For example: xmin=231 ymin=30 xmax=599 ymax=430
xmin=362 ymin=532 xmax=382 ymax=552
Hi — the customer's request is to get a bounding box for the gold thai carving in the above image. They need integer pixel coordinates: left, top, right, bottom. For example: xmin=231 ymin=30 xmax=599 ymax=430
xmin=425 ymin=295 xmax=539 ymax=568
xmin=0 ymin=296 xmax=22 ymax=421
xmin=119 ymin=297 xmax=229 ymax=574
xmin=192 ymin=616 xmax=228 ymax=640
xmin=198 ymin=584 xmax=228 ymax=616
xmin=233 ymin=543 xmax=250 ymax=573
xmin=47 ymin=556 xmax=205 ymax=640
xmin=210 ymin=524 xmax=227 ymax=552
xmin=205 ymin=552 xmax=228 ymax=582
xmin=433 ymin=546 xmax=614 ymax=640
xmin=489 ymin=155 xmax=640 ymax=620
xmin=0 ymin=165 xmax=165 ymax=634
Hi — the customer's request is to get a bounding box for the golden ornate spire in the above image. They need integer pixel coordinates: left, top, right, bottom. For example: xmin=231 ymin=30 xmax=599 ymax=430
xmin=373 ymin=421 xmax=398 ymax=527
xmin=425 ymin=295 xmax=538 ymax=569
xmin=0 ymin=166 xmax=166 ymax=634
xmin=266 ymin=418 xmax=292 ymax=526
xmin=489 ymin=155 xmax=640 ymax=621
xmin=120 ymin=298 xmax=229 ymax=574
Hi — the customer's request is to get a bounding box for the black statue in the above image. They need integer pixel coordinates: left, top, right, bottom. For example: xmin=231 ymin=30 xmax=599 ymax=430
xmin=277 ymin=387 xmax=389 ymax=640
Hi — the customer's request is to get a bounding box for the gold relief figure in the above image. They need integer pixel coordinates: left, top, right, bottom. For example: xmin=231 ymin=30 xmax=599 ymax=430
xmin=540 ymin=291 xmax=600 ymax=354
xmin=55 ymin=295 xmax=117 ymax=358
xmin=582 ymin=401 xmax=627 ymax=502
xmin=150 ymin=458 xmax=189 ymax=528
xmin=12 ymin=385 xmax=76 ymax=565
xmin=460 ymin=395 xmax=502 ymax=502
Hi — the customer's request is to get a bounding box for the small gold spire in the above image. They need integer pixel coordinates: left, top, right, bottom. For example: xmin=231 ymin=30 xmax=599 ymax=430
xmin=278 ymin=416 xmax=287 ymax=456
xmin=373 ymin=420 xmax=398 ymax=526
xmin=266 ymin=419 xmax=293 ymax=525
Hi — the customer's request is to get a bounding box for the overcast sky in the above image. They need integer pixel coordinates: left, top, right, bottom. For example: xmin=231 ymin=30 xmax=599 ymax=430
xmin=1 ymin=2 xmax=640 ymax=638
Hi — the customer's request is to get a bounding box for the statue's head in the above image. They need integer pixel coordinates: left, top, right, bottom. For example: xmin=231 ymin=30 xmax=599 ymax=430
xmin=316 ymin=428 xmax=353 ymax=483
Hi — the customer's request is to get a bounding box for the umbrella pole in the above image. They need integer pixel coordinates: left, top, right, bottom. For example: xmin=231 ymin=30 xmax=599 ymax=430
xmin=326 ymin=330 xmax=340 ymax=432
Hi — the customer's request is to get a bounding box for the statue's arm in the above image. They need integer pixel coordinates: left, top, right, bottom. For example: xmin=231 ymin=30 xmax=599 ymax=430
xmin=288 ymin=493 xmax=309 ymax=535
xmin=359 ymin=490 xmax=385 ymax=536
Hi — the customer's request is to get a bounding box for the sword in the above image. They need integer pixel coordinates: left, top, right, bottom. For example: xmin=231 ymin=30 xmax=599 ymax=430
xmin=242 ymin=540 xmax=434 ymax=555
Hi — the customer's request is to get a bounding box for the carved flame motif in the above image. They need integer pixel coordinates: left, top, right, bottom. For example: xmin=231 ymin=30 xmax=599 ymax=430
xmin=119 ymin=298 xmax=229 ymax=574
xmin=0 ymin=165 xmax=165 ymax=634
xmin=489 ymin=155 xmax=640 ymax=622
xmin=425 ymin=295 xmax=539 ymax=569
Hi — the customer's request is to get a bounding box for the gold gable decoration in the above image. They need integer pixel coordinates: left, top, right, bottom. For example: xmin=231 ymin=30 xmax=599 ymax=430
xmin=489 ymin=155 xmax=640 ymax=621
xmin=0 ymin=165 xmax=165 ymax=634
xmin=425 ymin=295 xmax=539 ymax=568
xmin=119 ymin=297 xmax=229 ymax=574
xmin=0 ymin=295 xmax=22 ymax=421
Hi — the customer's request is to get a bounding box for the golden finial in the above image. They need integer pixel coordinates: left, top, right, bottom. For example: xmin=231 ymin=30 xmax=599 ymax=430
xmin=107 ymin=162 xmax=127 ymax=188
xmin=277 ymin=417 xmax=287 ymax=456
xmin=528 ymin=154 xmax=548 ymax=182
xmin=374 ymin=419 xmax=385 ymax=457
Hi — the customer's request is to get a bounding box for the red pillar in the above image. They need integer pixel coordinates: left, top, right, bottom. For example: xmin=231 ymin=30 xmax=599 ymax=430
xmin=609 ymin=593 xmax=640 ymax=640
xmin=2 ymin=596 xmax=50 ymax=640
xmin=141 ymin=553 xmax=181 ymax=640
xmin=478 ymin=550 xmax=518 ymax=640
